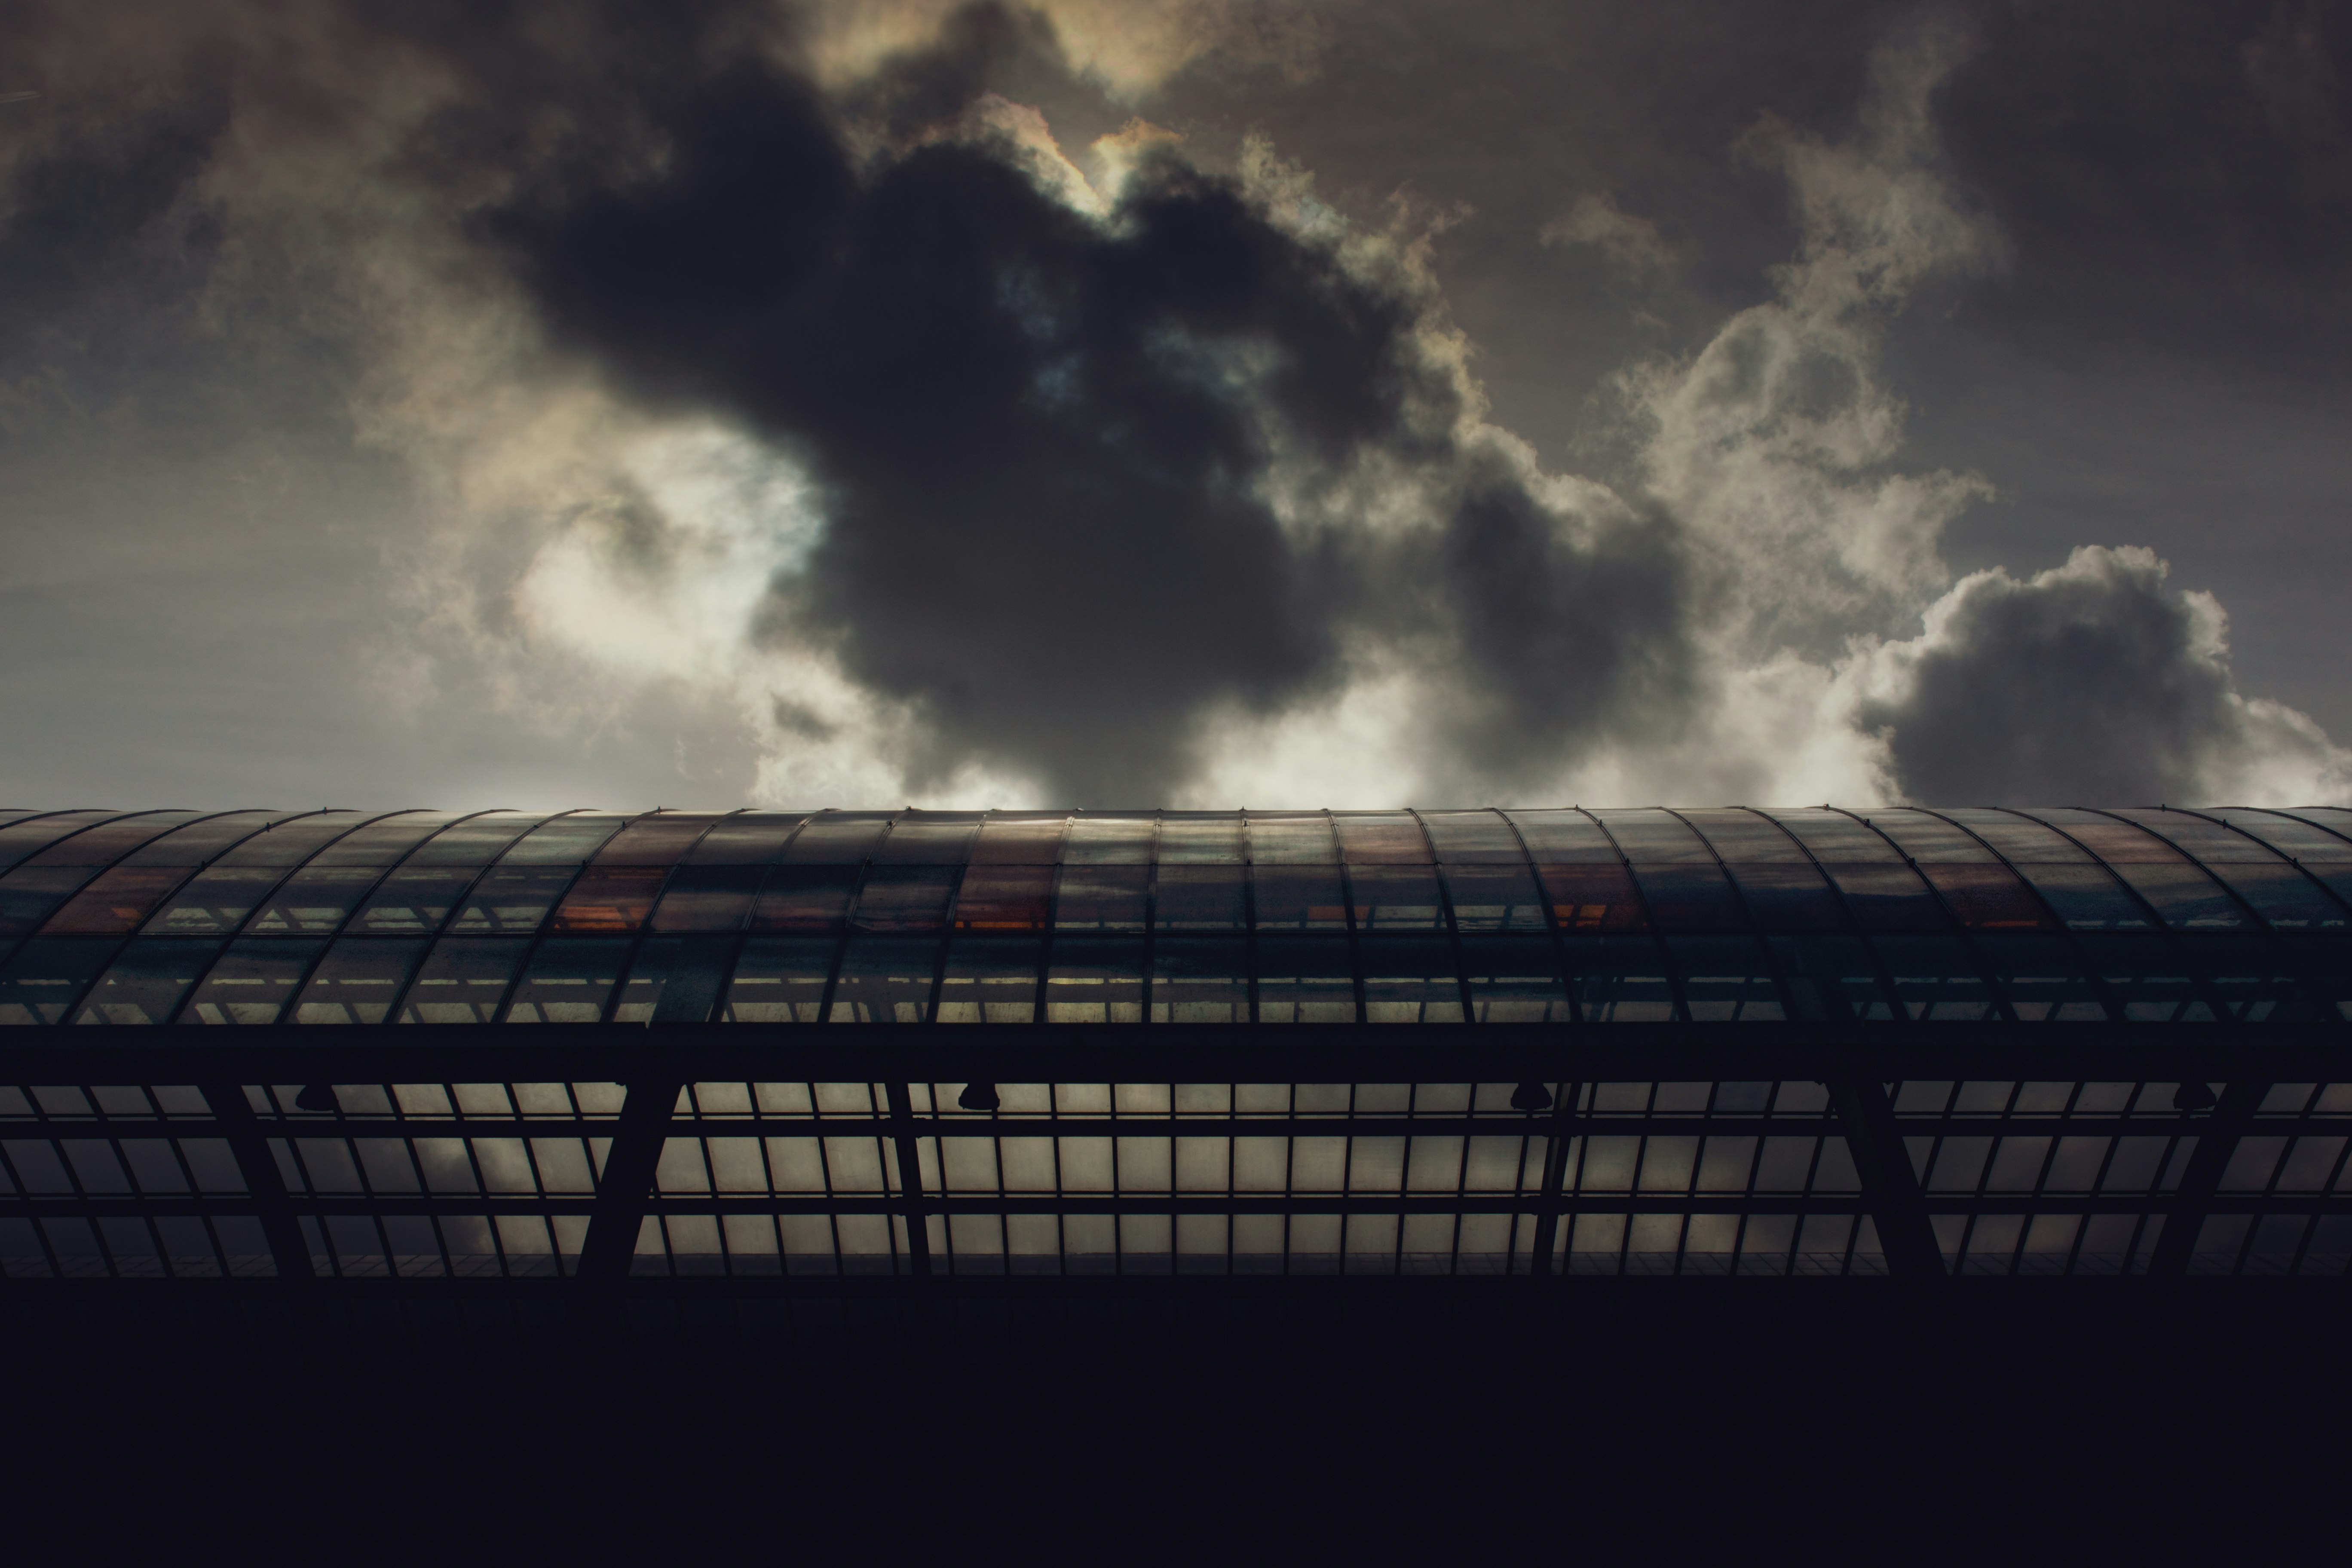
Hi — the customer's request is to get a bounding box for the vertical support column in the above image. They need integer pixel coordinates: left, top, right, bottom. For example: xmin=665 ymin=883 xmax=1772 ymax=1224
xmin=1527 ymin=1085 xmax=1577 ymax=1279
xmin=574 ymin=1075 xmax=684 ymax=1286
xmin=886 ymin=1081 xmax=934 ymax=1280
xmin=2147 ymin=1079 xmax=2269 ymax=1277
xmin=203 ymin=1081 xmax=314 ymax=1284
xmin=1827 ymin=1079 xmax=1945 ymax=1280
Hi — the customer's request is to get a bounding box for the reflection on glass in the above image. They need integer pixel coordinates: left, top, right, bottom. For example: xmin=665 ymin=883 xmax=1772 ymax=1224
xmin=1761 ymin=809 xmax=1906 ymax=863
xmin=1593 ymin=809 xmax=1712 ymax=862
xmin=1439 ymin=864 xmax=1546 ymax=931
xmin=2180 ymin=933 xmax=2313 ymax=1022
xmin=2012 ymin=864 xmax=2150 ymax=929
xmin=1559 ymin=935 xmax=1673 ymax=1021
xmin=1252 ymin=866 xmax=1347 ymax=930
xmin=292 ymin=938 xmax=428 ymax=1024
xmin=848 ymin=865 xmax=956 ymax=932
xmin=2194 ymin=861 xmax=2344 ymax=929
xmin=613 ymin=934 xmax=735 ymax=1023
xmin=41 ymin=867 xmax=188 ymax=934
xmin=1767 ymin=934 xmax=1893 ymax=1021
xmin=1052 ymin=865 xmax=1147 ymax=930
xmin=178 ymin=939 xmax=326 ymax=1024
xmin=1418 ymin=810 xmax=1524 ymax=864
xmin=503 ymin=937 xmax=632 ymax=1023
xmin=1819 ymin=864 xmax=1949 ymax=930
xmin=1254 ymin=936 xmax=1354 ymax=1023
xmin=831 ymin=935 xmax=941 ymax=1022
xmin=1061 ymin=818 xmax=1155 ymax=864
xmin=2102 ymin=862 xmax=2245 ymax=929
xmin=74 ymin=938 xmax=225 ymax=1024
xmin=1331 ymin=814 xmax=1430 ymax=863
xmin=937 ymin=937 xmax=1040 ymax=1023
xmin=0 ymin=866 xmax=97 ymax=937
xmin=1152 ymin=938 xmax=1247 ymax=1023
xmin=0 ymin=938 xmax=115 ymax=1023
xmin=1045 ymin=937 xmax=1144 ymax=1023
xmin=1724 ymin=863 xmax=1844 ymax=931
xmin=352 ymin=867 xmax=479 ymax=935
xmin=397 ymin=937 xmax=526 ymax=1023
xmin=1974 ymin=933 xmax=2103 ymax=1021
xmin=550 ymin=866 xmax=668 ymax=932
xmin=1667 ymin=935 xmax=1784 ymax=1020
xmin=245 ymin=866 xmax=386 ymax=934
xmin=1871 ymin=934 xmax=1995 ymax=1020
xmin=684 ymin=813 xmax=809 ymax=864
xmin=2074 ymin=932 xmax=2211 ymax=1022
xmin=1913 ymin=863 xmax=2045 ymax=929
xmin=952 ymin=865 xmax=1053 ymax=929
xmin=648 ymin=865 xmax=761 ymax=932
xmin=1349 ymin=865 xmax=1446 ymax=930
xmin=721 ymin=937 xmax=833 ymax=1023
xmin=449 ymin=867 xmax=580 ymax=935
xmin=1629 ymin=863 xmax=1746 ymax=931
xmin=968 ymin=815 xmax=1068 ymax=864
xmin=871 ymin=818 xmax=981 ymax=864
xmin=1153 ymin=865 xmax=1246 ymax=930
xmin=1535 ymin=864 xmax=1646 ymax=931
xmin=1459 ymin=937 xmax=1568 ymax=1021
xmin=1360 ymin=937 xmax=1464 ymax=1023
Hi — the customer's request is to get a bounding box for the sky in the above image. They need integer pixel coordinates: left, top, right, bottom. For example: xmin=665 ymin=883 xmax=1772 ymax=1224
xmin=1 ymin=0 xmax=2348 ymax=811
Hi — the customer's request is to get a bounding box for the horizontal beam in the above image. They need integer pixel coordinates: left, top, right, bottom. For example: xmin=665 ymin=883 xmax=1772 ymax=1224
xmin=9 ymin=1193 xmax=2342 ymax=1219
xmin=1 ymin=1020 xmax=2347 ymax=1084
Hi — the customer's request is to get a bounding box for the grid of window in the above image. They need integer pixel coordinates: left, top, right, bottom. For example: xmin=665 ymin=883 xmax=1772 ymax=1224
xmin=6 ymin=805 xmax=2351 ymax=1029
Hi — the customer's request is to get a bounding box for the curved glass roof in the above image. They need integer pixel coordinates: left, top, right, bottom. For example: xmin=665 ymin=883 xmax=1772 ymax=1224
xmin=2 ymin=805 xmax=2350 ymax=1029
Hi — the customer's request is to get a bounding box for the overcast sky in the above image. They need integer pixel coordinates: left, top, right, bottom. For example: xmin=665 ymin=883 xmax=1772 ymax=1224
xmin=2 ymin=0 xmax=2347 ymax=810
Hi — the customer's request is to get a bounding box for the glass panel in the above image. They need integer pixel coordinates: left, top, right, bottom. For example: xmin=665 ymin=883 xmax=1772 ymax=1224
xmin=209 ymin=814 xmax=371 ymax=867
xmin=936 ymin=937 xmax=1039 ymax=1023
xmin=0 ymin=939 xmax=119 ymax=1023
xmin=2182 ymin=932 xmax=2312 ymax=1023
xmin=969 ymin=815 xmax=1068 ymax=864
xmin=849 ymin=867 xmax=956 ymax=933
xmin=24 ymin=813 xmax=204 ymax=867
xmin=684 ymin=813 xmax=809 ymax=863
xmin=1503 ymin=810 xmax=1617 ymax=862
xmin=1759 ymin=809 xmax=1906 ymax=864
xmin=1559 ymin=935 xmax=1674 ymax=1021
xmin=1419 ymin=810 xmax=1525 ymax=864
xmin=830 ymin=936 xmax=940 ymax=1023
xmin=1675 ymin=809 xmax=1806 ymax=862
xmin=778 ymin=814 xmax=893 ymax=864
xmin=1044 ymin=937 xmax=1144 ymax=1023
xmin=503 ymin=937 xmax=631 ymax=1023
xmin=139 ymin=867 xmax=283 ymax=935
xmin=1332 ymin=813 xmax=1430 ymax=863
xmin=2214 ymin=810 xmax=2352 ymax=862
xmin=1870 ymin=933 xmax=1995 ymax=1020
xmin=1974 ymin=933 xmax=2104 ymax=1022
xmin=1460 ymin=937 xmax=1568 ymax=1021
xmin=350 ymin=867 xmax=478 ymax=934
xmin=1062 ymin=818 xmax=1155 ymax=864
xmin=1253 ymin=936 xmax=1354 ymax=1022
xmin=39 ymin=867 xmax=188 ymax=934
xmin=2014 ymin=864 xmax=2150 ymax=929
xmin=1438 ymin=864 xmax=1546 ymax=931
xmin=593 ymin=814 xmax=722 ymax=865
xmin=2103 ymin=862 xmax=2245 ymax=930
xmin=1591 ymin=808 xmax=1712 ymax=862
xmin=2101 ymin=809 xmax=2279 ymax=864
xmin=2015 ymin=811 xmax=2183 ymax=863
xmin=952 ymin=864 xmax=1054 ymax=930
xmin=1244 ymin=815 xmax=1336 ymax=865
xmin=1360 ymin=937 xmax=1464 ymax=1023
xmin=1723 ymin=863 xmax=1844 ymax=931
xmin=2075 ymin=932 xmax=2211 ymax=1023
xmin=1151 ymin=938 xmax=1248 ymax=1023
xmin=1053 ymin=866 xmax=1147 ymax=930
xmin=1252 ymin=866 xmax=1347 ymax=931
xmin=0 ymin=866 xmax=93 ymax=937
xmin=751 ymin=865 xmax=858 ymax=932
xmin=1628 ymin=863 xmax=1746 ymax=932
xmin=1667 ymin=935 xmax=1784 ymax=1020
xmin=405 ymin=814 xmax=548 ymax=865
xmin=178 ymin=939 xmax=325 ymax=1024
xmin=1152 ymin=815 xmax=1242 ymax=865
xmin=1534 ymin=865 xmax=1646 ymax=931
xmin=73 ymin=938 xmax=225 ymax=1025
xmin=1349 ymin=865 xmax=1445 ymax=930
xmin=303 ymin=812 xmax=464 ymax=867
xmin=612 ymin=934 xmax=734 ymax=1023
xmin=0 ymin=812 xmax=126 ymax=870
xmin=448 ymin=867 xmax=579 ymax=934
xmin=499 ymin=815 xmax=627 ymax=864
xmin=1767 ymin=934 xmax=1895 ymax=1021
xmin=872 ymin=816 xmax=982 ymax=864
xmin=244 ymin=866 xmax=386 ymax=934
xmin=291 ymin=938 xmax=428 ymax=1024
xmin=648 ymin=864 xmax=761 ymax=932
xmin=121 ymin=812 xmax=287 ymax=866
xmin=1936 ymin=809 xmax=2090 ymax=862
xmin=1820 ymin=864 xmax=1950 ymax=931
xmin=2196 ymin=861 xmax=2346 ymax=930
xmin=1914 ymin=863 xmax=2048 ymax=929
xmin=398 ymin=938 xmax=527 ymax=1023
xmin=720 ymin=937 xmax=834 ymax=1023
xmin=1153 ymin=865 xmax=1246 ymax=930
xmin=549 ymin=866 xmax=668 ymax=932
xmin=1865 ymin=809 xmax=2000 ymax=863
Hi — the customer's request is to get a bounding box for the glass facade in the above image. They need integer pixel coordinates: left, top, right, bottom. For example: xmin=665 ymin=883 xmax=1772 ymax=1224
xmin=1 ymin=804 xmax=2348 ymax=1291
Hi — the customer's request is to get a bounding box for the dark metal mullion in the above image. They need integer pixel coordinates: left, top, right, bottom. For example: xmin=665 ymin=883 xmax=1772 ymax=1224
xmin=1662 ymin=807 xmax=1797 ymax=1021
xmin=1740 ymin=808 xmax=1918 ymax=1022
xmin=1825 ymin=1077 xmax=1946 ymax=1280
xmin=2009 ymin=809 xmax=2235 ymax=1022
xmin=1573 ymin=809 xmax=1685 ymax=1020
xmin=1032 ymin=815 xmax=1075 ymax=1032
xmin=485 ymin=812 xmax=623 ymax=1025
xmin=1140 ymin=815 xmax=1162 ymax=1024
xmin=2148 ymin=1078 xmax=2272 ymax=1276
xmin=238 ymin=809 xmax=461 ymax=1028
xmin=1405 ymin=810 xmax=1478 ymax=1026
xmin=596 ymin=809 xmax=740 ymax=1026
xmin=572 ymin=1073 xmax=686 ymax=1287
xmin=922 ymin=813 xmax=982 ymax=1032
xmin=885 ymin=1079 xmax=932 ymax=1280
xmin=1239 ymin=814 xmax=1260 ymax=1024
xmin=1326 ymin=813 xmax=1368 ymax=1024
xmin=376 ymin=827 xmax=557 ymax=1027
xmin=1903 ymin=808 xmax=2125 ymax=1023
xmin=1496 ymin=809 xmax=1581 ymax=1024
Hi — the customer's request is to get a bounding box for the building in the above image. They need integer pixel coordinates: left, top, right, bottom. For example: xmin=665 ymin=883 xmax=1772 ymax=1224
xmin=2 ymin=804 xmax=2348 ymax=1361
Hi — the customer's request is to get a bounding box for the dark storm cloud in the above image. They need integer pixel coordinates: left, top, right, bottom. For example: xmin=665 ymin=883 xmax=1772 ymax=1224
xmin=439 ymin=3 xmax=1688 ymax=802
xmin=1862 ymin=548 xmax=2257 ymax=805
